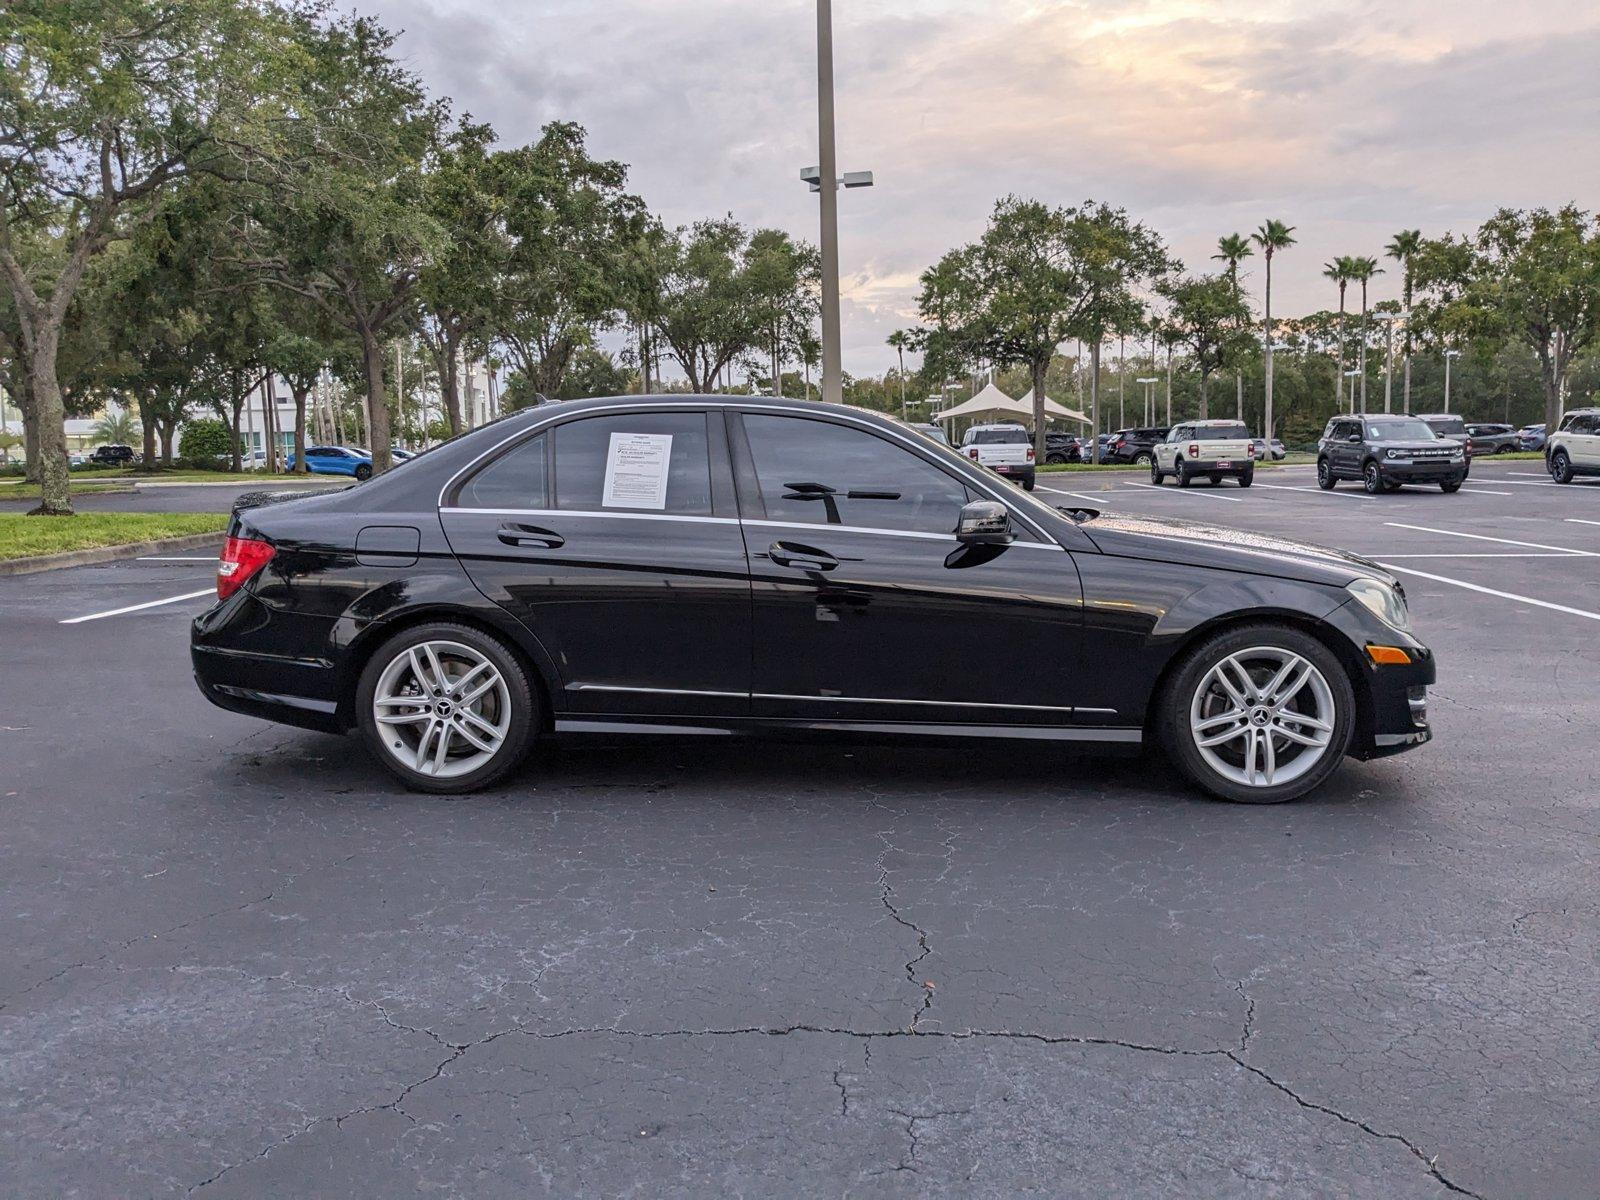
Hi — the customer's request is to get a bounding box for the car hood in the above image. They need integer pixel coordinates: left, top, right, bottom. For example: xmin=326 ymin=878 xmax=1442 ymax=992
xmin=1077 ymin=512 xmax=1395 ymax=588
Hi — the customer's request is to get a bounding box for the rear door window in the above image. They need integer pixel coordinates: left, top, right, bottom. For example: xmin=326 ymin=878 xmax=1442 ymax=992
xmin=455 ymin=434 xmax=548 ymax=510
xmin=553 ymin=413 xmax=714 ymax=515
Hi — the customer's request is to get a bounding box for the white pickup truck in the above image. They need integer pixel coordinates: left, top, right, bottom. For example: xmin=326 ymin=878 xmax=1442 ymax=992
xmin=960 ymin=423 xmax=1037 ymax=491
xmin=1151 ymin=419 xmax=1257 ymax=488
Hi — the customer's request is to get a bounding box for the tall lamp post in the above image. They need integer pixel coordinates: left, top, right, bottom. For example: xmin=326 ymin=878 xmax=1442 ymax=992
xmin=1136 ymin=377 xmax=1159 ymax=425
xmin=1376 ymin=312 xmax=1406 ymax=414
xmin=1443 ymin=348 xmax=1461 ymax=411
xmin=804 ymin=0 xmax=872 ymax=407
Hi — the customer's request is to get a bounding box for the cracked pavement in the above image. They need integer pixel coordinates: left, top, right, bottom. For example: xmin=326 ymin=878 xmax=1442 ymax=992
xmin=3 ymin=475 xmax=1599 ymax=1197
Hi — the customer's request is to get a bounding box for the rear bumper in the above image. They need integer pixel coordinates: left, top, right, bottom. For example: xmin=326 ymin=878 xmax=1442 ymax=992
xmin=1187 ymin=460 xmax=1252 ymax=475
xmin=191 ymin=595 xmax=345 ymax=734
xmin=991 ymin=464 xmax=1036 ymax=484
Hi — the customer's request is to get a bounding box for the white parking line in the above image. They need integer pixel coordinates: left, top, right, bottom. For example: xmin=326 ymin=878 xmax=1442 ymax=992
xmin=1457 ymin=486 xmax=1514 ymax=496
xmin=1383 ymin=522 xmax=1597 ymax=557
xmin=60 ymin=588 xmax=215 ymax=625
xmin=1374 ymin=552 xmax=1580 ymax=559
xmin=1121 ymin=482 xmax=1243 ymax=502
xmin=1501 ymin=475 xmax=1600 ymax=488
xmin=1379 ymin=565 xmax=1600 ymax=623
xmin=1565 ymin=518 xmax=1600 ymax=528
xmin=1253 ymin=483 xmax=1373 ymax=501
xmin=1037 ymin=485 xmax=1114 ymax=505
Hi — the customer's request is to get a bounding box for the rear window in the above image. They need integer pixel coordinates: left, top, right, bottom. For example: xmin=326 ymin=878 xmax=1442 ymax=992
xmin=1367 ymin=419 xmax=1437 ymax=441
xmin=1424 ymin=417 xmax=1466 ymax=435
xmin=969 ymin=428 xmax=1029 ymax=445
xmin=1193 ymin=423 xmax=1249 ymax=441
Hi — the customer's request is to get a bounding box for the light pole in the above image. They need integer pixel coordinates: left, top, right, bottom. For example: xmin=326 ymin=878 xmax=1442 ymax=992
xmin=804 ymin=0 xmax=872 ymax=407
xmin=1443 ymin=348 xmax=1461 ymax=410
xmin=1136 ymin=377 xmax=1158 ymax=425
xmin=1376 ymin=312 xmax=1405 ymax=414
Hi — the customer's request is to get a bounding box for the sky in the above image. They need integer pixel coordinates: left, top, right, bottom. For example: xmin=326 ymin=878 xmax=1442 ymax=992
xmin=370 ymin=0 xmax=1600 ymax=376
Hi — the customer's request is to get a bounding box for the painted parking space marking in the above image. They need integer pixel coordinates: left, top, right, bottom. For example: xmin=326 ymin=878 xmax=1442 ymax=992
xmin=1254 ymin=483 xmax=1374 ymax=501
xmin=60 ymin=588 xmax=215 ymax=625
xmin=1565 ymin=518 xmax=1600 ymax=528
xmin=1457 ymin=486 xmax=1514 ymax=495
xmin=1372 ymin=552 xmax=1580 ymax=559
xmin=1121 ymin=481 xmax=1243 ymax=502
xmin=1383 ymin=522 xmax=1598 ymax=557
xmin=1037 ymin=485 xmax=1115 ymax=505
xmin=1378 ymin=564 xmax=1600 ymax=624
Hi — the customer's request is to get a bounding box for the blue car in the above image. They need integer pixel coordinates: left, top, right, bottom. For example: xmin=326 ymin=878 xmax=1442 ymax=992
xmin=286 ymin=445 xmax=374 ymax=480
xmin=1518 ymin=423 xmax=1546 ymax=451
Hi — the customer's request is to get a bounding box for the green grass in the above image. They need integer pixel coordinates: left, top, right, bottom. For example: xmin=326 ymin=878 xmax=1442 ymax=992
xmin=0 ymin=512 xmax=227 ymax=562
xmin=0 ymin=479 xmax=132 ymax=496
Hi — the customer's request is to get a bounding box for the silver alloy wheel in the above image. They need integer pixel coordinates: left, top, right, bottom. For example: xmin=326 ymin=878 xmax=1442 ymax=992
xmin=1189 ymin=646 xmax=1337 ymax=789
xmin=371 ymin=639 xmax=511 ymax=779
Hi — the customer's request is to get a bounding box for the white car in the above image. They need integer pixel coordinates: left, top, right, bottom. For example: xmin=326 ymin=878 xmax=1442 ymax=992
xmin=1547 ymin=408 xmax=1600 ymax=484
xmin=960 ymin=423 xmax=1036 ymax=491
xmin=1152 ymin=420 xmax=1257 ymax=487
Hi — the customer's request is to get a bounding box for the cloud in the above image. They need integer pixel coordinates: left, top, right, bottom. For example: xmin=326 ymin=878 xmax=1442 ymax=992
xmin=370 ymin=0 xmax=1600 ymax=374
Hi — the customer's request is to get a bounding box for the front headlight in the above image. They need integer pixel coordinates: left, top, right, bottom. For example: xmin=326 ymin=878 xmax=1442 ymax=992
xmin=1348 ymin=577 xmax=1412 ymax=633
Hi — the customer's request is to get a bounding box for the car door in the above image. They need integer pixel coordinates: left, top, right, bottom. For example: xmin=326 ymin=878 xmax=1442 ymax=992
xmin=439 ymin=408 xmax=751 ymax=718
xmin=731 ymin=410 xmax=1085 ymax=727
xmin=1333 ymin=420 xmax=1361 ymax=476
xmin=1572 ymin=414 xmax=1600 ymax=468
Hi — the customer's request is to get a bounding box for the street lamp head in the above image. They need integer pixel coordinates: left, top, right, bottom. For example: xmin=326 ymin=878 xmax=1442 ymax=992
xmin=1136 ymin=377 xmax=1159 ymax=384
xmin=1343 ymin=369 xmax=1362 ymax=377
xmin=841 ymin=170 xmax=874 ymax=189
xmin=1444 ymin=349 xmax=1462 ymax=358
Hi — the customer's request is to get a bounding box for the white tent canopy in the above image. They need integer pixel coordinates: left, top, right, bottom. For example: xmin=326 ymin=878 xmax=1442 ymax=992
xmin=934 ymin=383 xmax=1089 ymax=426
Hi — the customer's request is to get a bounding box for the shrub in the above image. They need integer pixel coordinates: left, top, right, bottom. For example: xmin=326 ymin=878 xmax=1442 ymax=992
xmin=178 ymin=418 xmax=234 ymax=462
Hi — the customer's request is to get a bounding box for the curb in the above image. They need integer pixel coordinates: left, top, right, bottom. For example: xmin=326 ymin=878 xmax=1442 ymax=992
xmin=0 ymin=531 xmax=223 ymax=578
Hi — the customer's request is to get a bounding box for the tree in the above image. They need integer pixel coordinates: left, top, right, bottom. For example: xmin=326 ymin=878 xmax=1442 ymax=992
xmin=1251 ymin=219 xmax=1296 ymax=439
xmin=650 ymin=218 xmax=778 ymax=393
xmin=178 ymin=416 xmax=232 ymax=462
xmin=240 ymin=13 xmax=450 ymax=476
xmin=1413 ymin=207 xmax=1600 ymax=429
xmin=492 ymin=123 xmax=645 ymax=401
xmin=744 ymin=229 xmax=819 ymax=400
xmin=1213 ymin=234 xmax=1253 ymax=420
xmin=1166 ymin=275 xmax=1252 ymax=419
xmin=918 ymin=197 xmax=1169 ymax=462
xmin=1385 ymin=230 xmax=1424 ymax=413
xmin=1322 ymin=257 xmax=1354 ymax=412
xmin=554 ymin=347 xmax=632 ymax=399
xmin=887 ymin=329 xmax=911 ymax=416
xmin=1348 ymin=256 xmax=1384 ymax=411
xmin=0 ymin=0 xmax=279 ymax=513
xmin=92 ymin=409 xmax=136 ymax=446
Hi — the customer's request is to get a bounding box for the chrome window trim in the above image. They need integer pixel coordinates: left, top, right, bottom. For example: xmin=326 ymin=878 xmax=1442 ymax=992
xmin=436 ymin=400 xmax=1057 ymax=545
xmin=570 ymin=684 xmax=746 ymax=699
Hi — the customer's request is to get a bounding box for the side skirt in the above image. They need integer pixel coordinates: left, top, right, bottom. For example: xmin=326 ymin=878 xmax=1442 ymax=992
xmin=551 ymin=715 xmax=1144 ymax=745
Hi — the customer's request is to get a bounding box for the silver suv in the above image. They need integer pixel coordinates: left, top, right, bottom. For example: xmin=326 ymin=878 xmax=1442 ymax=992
xmin=1546 ymin=408 xmax=1600 ymax=484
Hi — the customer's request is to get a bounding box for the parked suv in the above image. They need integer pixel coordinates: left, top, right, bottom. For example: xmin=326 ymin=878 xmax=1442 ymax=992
xmin=1317 ymin=415 xmax=1467 ymax=494
xmin=88 ymin=444 xmax=135 ymax=467
xmin=1416 ymin=414 xmax=1473 ymax=460
xmin=960 ymin=423 xmax=1036 ymax=490
xmin=1151 ymin=420 xmax=1255 ymax=487
xmin=1042 ymin=430 xmax=1081 ymax=464
xmin=1465 ymin=423 xmax=1520 ymax=455
xmin=1105 ymin=427 xmax=1169 ymax=465
xmin=1546 ymin=408 xmax=1600 ymax=484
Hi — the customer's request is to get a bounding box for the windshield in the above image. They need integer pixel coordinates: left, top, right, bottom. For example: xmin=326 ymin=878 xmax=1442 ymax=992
xmin=968 ymin=428 xmax=1029 ymax=444
xmin=1193 ymin=423 xmax=1249 ymax=441
xmin=1367 ymin=419 xmax=1437 ymax=441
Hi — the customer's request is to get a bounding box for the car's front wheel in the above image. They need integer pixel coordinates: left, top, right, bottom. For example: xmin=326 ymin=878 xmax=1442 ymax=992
xmin=1316 ymin=458 xmax=1336 ymax=489
xmin=1363 ymin=461 xmax=1385 ymax=494
xmin=1550 ymin=451 xmax=1574 ymax=484
xmin=1158 ymin=625 xmax=1355 ymax=804
xmin=1150 ymin=459 xmax=1165 ymax=485
xmin=356 ymin=623 xmax=537 ymax=794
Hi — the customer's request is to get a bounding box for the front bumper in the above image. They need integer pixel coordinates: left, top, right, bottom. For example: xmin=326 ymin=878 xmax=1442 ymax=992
xmin=1378 ymin=459 xmax=1467 ymax=483
xmin=1351 ymin=646 xmax=1435 ymax=760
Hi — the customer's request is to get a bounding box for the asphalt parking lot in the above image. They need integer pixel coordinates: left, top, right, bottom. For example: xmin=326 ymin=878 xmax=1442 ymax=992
xmin=2 ymin=458 xmax=1596 ymax=1198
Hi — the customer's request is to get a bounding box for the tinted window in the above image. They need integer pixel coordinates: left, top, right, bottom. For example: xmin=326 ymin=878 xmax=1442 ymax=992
xmin=457 ymin=433 xmax=547 ymax=510
xmin=1424 ymin=417 xmax=1466 ymax=435
xmin=968 ymin=428 xmax=1029 ymax=445
xmin=1193 ymin=423 xmax=1250 ymax=441
xmin=554 ymin=413 xmax=713 ymax=515
xmin=1567 ymin=414 xmax=1598 ymax=435
xmin=743 ymin=415 xmax=971 ymax=533
xmin=1367 ymin=419 xmax=1436 ymax=441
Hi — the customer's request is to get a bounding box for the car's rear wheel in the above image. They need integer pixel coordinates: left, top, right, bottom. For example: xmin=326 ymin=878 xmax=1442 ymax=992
xmin=1046 ymin=453 xmax=1067 ymax=465
xmin=1363 ymin=461 xmax=1385 ymax=494
xmin=1550 ymin=451 xmax=1573 ymax=484
xmin=1021 ymin=476 xmax=1036 ymax=492
xmin=1238 ymin=468 xmax=1253 ymax=488
xmin=1316 ymin=458 xmax=1336 ymax=489
xmin=1134 ymin=452 xmax=1153 ymax=466
xmin=1159 ymin=625 xmax=1354 ymax=804
xmin=356 ymin=623 xmax=536 ymax=794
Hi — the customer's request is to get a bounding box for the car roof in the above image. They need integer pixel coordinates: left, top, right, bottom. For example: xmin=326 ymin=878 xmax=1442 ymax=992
xmin=969 ymin=422 xmax=1027 ymax=430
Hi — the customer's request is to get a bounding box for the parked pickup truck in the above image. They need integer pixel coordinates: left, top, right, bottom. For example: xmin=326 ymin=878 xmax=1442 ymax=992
xmin=1150 ymin=419 xmax=1256 ymax=488
xmin=960 ymin=423 xmax=1037 ymax=490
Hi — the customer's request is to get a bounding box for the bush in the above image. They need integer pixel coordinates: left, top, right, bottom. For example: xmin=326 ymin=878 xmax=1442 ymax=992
xmin=178 ymin=418 xmax=235 ymax=462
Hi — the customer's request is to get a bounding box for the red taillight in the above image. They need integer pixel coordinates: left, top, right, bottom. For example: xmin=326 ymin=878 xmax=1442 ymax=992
xmin=1248 ymin=443 xmax=1258 ymax=459
xmin=217 ymin=536 xmax=275 ymax=601
xmin=1112 ymin=438 xmax=1126 ymax=450
xmin=969 ymin=447 xmax=980 ymax=459
xmin=1025 ymin=447 xmax=1035 ymax=461
xmin=1188 ymin=443 xmax=1199 ymax=457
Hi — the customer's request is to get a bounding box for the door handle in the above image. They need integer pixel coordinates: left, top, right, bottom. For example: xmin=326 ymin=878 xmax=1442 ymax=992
xmin=497 ymin=522 xmax=565 ymax=549
xmin=768 ymin=541 xmax=838 ymax=571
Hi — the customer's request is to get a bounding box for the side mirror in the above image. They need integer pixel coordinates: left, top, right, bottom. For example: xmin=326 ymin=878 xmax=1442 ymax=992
xmin=1346 ymin=433 xmax=1362 ymax=443
xmin=956 ymin=500 xmax=1014 ymax=545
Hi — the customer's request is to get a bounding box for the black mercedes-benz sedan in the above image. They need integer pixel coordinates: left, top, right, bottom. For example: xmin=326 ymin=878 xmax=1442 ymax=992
xmin=192 ymin=394 xmax=1434 ymax=803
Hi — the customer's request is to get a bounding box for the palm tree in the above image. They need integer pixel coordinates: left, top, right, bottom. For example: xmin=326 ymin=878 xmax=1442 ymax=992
xmin=886 ymin=329 xmax=910 ymax=418
xmin=1348 ymin=256 xmax=1384 ymax=412
xmin=93 ymin=408 xmax=137 ymax=447
xmin=1322 ymin=257 xmax=1354 ymax=412
xmin=1213 ymin=234 xmax=1253 ymax=420
xmin=1384 ymin=230 xmax=1423 ymax=414
xmin=1250 ymin=219 xmax=1296 ymax=439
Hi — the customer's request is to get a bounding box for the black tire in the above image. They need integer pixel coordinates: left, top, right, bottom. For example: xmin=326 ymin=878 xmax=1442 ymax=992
xmin=1440 ymin=480 xmax=1462 ymax=493
xmin=1363 ymin=461 xmax=1385 ymax=495
xmin=1209 ymin=473 xmax=1222 ymax=486
xmin=1046 ymin=453 xmax=1067 ymax=465
xmin=1021 ymin=476 xmax=1036 ymax=492
xmin=1238 ymin=468 xmax=1253 ymax=488
xmin=1316 ymin=458 xmax=1336 ymax=490
xmin=1157 ymin=623 xmax=1355 ymax=804
xmin=354 ymin=463 xmax=373 ymax=482
xmin=1133 ymin=452 xmax=1153 ymax=467
xmin=1151 ymin=459 xmax=1164 ymax=485
xmin=1550 ymin=451 xmax=1574 ymax=484
xmin=1497 ymin=444 xmax=1513 ymax=454
xmin=1176 ymin=463 xmax=1192 ymax=488
xmin=355 ymin=621 xmax=537 ymax=795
